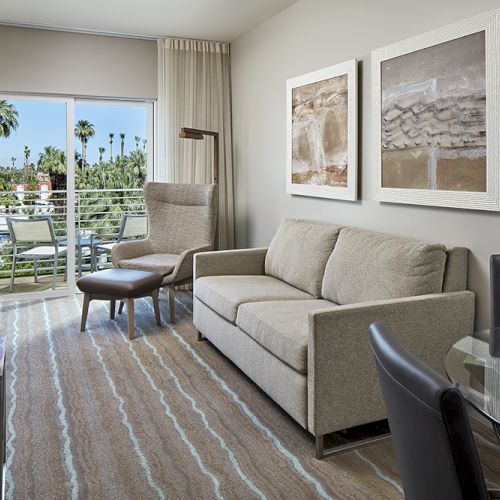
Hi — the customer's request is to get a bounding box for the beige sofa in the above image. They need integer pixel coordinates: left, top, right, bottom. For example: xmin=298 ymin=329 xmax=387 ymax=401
xmin=193 ymin=219 xmax=475 ymax=457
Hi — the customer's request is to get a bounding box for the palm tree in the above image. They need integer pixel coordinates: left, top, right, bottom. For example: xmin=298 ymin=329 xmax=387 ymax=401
xmin=10 ymin=157 xmax=16 ymax=168
xmin=109 ymin=133 xmax=114 ymax=161
xmin=74 ymin=120 xmax=95 ymax=174
xmin=23 ymin=146 xmax=30 ymax=168
xmin=134 ymin=136 xmax=141 ymax=150
xmin=0 ymin=100 xmax=19 ymax=138
xmin=23 ymin=146 xmax=32 ymax=183
xmin=98 ymin=147 xmax=105 ymax=164
xmin=142 ymin=139 xmax=147 ymax=152
xmin=119 ymin=133 xmax=125 ymax=157
xmin=38 ymin=146 xmax=67 ymax=191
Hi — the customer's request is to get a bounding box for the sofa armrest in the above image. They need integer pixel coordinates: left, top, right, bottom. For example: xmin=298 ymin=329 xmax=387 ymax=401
xmin=111 ymin=239 xmax=153 ymax=267
xmin=193 ymin=248 xmax=268 ymax=280
xmin=169 ymin=244 xmax=212 ymax=283
xmin=307 ymin=291 xmax=475 ymax=436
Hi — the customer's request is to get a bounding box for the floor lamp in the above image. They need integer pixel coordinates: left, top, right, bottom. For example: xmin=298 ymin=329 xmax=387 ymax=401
xmin=178 ymin=127 xmax=219 ymax=184
xmin=179 ymin=127 xmax=220 ymax=250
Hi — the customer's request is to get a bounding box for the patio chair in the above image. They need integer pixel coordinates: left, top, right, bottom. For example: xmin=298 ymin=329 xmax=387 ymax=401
xmin=6 ymin=216 xmax=67 ymax=292
xmin=111 ymin=182 xmax=218 ymax=323
xmin=91 ymin=214 xmax=148 ymax=272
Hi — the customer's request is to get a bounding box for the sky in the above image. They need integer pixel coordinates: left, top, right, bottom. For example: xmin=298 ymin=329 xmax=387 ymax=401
xmin=0 ymin=99 xmax=148 ymax=168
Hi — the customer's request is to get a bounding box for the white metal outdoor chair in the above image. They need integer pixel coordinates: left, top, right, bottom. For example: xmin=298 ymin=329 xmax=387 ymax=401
xmin=6 ymin=216 xmax=67 ymax=292
xmin=91 ymin=214 xmax=148 ymax=272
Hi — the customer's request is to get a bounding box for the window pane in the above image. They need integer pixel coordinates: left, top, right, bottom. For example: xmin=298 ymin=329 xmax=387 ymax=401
xmin=0 ymin=98 xmax=68 ymax=294
xmin=73 ymin=101 xmax=149 ymax=274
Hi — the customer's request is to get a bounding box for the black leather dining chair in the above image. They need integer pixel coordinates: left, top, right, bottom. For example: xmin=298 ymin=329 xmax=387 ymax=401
xmin=369 ymin=321 xmax=494 ymax=500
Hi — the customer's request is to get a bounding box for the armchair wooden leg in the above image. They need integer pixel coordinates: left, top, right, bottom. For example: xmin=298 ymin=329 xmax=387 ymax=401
xmin=118 ymin=301 xmax=125 ymax=314
xmin=110 ymin=300 xmax=116 ymax=320
xmin=126 ymin=298 xmax=135 ymax=340
xmin=81 ymin=293 xmax=90 ymax=332
xmin=151 ymin=289 xmax=161 ymax=326
xmin=167 ymin=285 xmax=175 ymax=324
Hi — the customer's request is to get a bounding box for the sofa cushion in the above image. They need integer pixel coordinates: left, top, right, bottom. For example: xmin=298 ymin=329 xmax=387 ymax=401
xmin=322 ymin=228 xmax=447 ymax=305
xmin=236 ymin=300 xmax=337 ymax=374
xmin=265 ymin=219 xmax=342 ymax=298
xmin=195 ymin=275 xmax=314 ymax=323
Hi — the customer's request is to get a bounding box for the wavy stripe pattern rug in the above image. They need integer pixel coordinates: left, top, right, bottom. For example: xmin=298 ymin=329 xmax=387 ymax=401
xmin=1 ymin=293 xmax=499 ymax=499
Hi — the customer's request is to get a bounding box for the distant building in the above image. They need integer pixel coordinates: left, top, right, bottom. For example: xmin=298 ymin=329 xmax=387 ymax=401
xmin=14 ymin=175 xmax=53 ymax=201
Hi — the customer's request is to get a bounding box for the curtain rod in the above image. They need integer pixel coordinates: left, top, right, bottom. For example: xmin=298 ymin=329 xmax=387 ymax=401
xmin=0 ymin=20 xmax=229 ymax=44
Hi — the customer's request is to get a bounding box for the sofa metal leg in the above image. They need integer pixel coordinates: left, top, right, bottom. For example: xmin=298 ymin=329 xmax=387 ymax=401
xmin=197 ymin=330 xmax=206 ymax=342
xmin=315 ymin=435 xmax=325 ymax=459
xmin=315 ymin=424 xmax=391 ymax=459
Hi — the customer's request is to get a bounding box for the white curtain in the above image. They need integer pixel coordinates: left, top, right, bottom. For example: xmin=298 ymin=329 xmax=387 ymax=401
xmin=157 ymin=38 xmax=235 ymax=250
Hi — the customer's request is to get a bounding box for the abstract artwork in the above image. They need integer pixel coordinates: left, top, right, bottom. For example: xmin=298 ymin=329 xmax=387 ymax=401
xmin=286 ymin=60 xmax=357 ymax=200
xmin=372 ymin=10 xmax=500 ymax=210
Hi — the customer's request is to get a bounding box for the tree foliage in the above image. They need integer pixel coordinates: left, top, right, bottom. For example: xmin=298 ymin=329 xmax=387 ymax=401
xmin=0 ymin=100 xmax=19 ymax=138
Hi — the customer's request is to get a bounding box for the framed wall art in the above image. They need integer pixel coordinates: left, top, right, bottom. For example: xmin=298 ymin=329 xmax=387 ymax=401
xmin=372 ymin=9 xmax=500 ymax=211
xmin=286 ymin=59 xmax=357 ymax=200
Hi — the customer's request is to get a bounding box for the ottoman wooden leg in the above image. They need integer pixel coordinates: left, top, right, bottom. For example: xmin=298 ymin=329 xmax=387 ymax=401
xmin=168 ymin=285 xmax=175 ymax=324
xmin=126 ymin=298 xmax=135 ymax=340
xmin=81 ymin=293 xmax=90 ymax=332
xmin=151 ymin=289 xmax=161 ymax=326
xmin=110 ymin=300 xmax=116 ymax=320
xmin=118 ymin=301 xmax=125 ymax=314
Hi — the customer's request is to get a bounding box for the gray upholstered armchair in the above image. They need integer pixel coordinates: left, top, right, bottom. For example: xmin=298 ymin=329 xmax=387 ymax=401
xmin=112 ymin=182 xmax=218 ymax=322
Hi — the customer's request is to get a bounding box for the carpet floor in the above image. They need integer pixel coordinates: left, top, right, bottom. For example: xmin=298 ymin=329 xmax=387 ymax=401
xmin=1 ymin=292 xmax=499 ymax=499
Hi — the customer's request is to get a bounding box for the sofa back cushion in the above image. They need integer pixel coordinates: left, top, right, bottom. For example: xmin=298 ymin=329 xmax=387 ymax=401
xmin=321 ymin=228 xmax=447 ymax=304
xmin=265 ymin=219 xmax=341 ymax=298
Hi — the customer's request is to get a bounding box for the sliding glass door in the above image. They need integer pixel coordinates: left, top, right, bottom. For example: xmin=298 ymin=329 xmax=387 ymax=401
xmin=0 ymin=95 xmax=75 ymax=298
xmin=0 ymin=95 xmax=153 ymax=299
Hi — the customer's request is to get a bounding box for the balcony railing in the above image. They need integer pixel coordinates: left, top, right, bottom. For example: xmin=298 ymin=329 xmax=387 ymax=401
xmin=0 ymin=188 xmax=145 ymax=290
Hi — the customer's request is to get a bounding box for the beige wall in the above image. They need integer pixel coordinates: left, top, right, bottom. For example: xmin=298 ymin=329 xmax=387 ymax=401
xmin=231 ymin=0 xmax=500 ymax=329
xmin=0 ymin=26 xmax=157 ymax=99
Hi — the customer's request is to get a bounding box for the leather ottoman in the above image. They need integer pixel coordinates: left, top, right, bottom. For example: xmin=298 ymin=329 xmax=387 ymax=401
xmin=77 ymin=268 xmax=163 ymax=339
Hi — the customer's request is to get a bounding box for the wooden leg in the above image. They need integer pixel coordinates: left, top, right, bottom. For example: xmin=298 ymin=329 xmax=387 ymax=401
xmin=168 ymin=286 xmax=175 ymax=324
xmin=110 ymin=300 xmax=116 ymax=320
xmin=81 ymin=293 xmax=90 ymax=332
xmin=151 ymin=289 xmax=161 ymax=326
xmin=126 ymin=298 xmax=135 ymax=340
xmin=197 ymin=331 xmax=206 ymax=342
xmin=118 ymin=300 xmax=124 ymax=314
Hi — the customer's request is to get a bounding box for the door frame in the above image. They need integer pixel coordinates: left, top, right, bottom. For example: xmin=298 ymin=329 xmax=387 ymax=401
xmin=0 ymin=94 xmax=155 ymax=301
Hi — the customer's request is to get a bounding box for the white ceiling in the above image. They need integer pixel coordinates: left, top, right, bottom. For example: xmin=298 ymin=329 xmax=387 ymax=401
xmin=0 ymin=0 xmax=298 ymax=41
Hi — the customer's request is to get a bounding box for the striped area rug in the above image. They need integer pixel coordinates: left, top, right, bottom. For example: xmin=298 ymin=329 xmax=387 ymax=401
xmin=1 ymin=293 xmax=498 ymax=499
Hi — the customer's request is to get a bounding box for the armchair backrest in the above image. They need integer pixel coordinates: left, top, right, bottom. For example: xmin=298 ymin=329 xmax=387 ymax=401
xmin=7 ymin=216 xmax=57 ymax=245
xmin=144 ymin=182 xmax=218 ymax=254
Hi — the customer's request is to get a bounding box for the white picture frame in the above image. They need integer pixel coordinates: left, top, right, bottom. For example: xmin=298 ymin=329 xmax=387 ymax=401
xmin=286 ymin=59 xmax=357 ymax=201
xmin=371 ymin=9 xmax=500 ymax=211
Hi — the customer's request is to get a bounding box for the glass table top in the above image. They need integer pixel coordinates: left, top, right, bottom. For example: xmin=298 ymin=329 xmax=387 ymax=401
xmin=445 ymin=331 xmax=500 ymax=426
